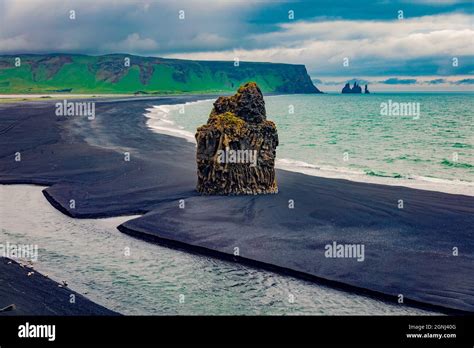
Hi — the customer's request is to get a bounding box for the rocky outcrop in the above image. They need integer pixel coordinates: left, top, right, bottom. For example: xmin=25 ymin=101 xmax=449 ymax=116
xmin=342 ymin=81 xmax=362 ymax=94
xmin=195 ymin=82 xmax=278 ymax=195
xmin=364 ymin=84 xmax=370 ymax=94
xmin=342 ymin=83 xmax=352 ymax=93
xmin=268 ymin=64 xmax=323 ymax=94
xmin=352 ymin=82 xmax=362 ymax=93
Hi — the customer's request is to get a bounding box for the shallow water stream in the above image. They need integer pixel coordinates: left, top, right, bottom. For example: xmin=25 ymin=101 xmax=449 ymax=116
xmin=0 ymin=185 xmax=434 ymax=315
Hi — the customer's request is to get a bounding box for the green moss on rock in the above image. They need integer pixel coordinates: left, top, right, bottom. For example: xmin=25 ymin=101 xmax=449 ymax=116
xmin=195 ymin=82 xmax=279 ymax=195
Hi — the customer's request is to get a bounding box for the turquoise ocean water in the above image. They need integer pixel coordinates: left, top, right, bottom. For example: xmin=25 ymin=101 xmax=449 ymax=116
xmin=146 ymin=93 xmax=473 ymax=194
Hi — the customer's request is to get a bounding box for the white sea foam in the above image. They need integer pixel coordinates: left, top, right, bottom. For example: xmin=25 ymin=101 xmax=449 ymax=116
xmin=144 ymin=100 xmax=214 ymax=143
xmin=144 ymin=101 xmax=474 ymax=197
xmin=276 ymin=158 xmax=474 ymax=196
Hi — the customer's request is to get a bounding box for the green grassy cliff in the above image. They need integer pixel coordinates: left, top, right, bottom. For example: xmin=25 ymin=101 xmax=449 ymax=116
xmin=0 ymin=54 xmax=321 ymax=94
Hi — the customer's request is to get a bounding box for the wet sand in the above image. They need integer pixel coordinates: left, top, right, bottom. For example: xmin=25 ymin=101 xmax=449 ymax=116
xmin=0 ymin=257 xmax=118 ymax=315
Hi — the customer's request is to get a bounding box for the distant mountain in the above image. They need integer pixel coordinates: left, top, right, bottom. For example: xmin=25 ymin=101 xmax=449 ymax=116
xmin=0 ymin=54 xmax=322 ymax=94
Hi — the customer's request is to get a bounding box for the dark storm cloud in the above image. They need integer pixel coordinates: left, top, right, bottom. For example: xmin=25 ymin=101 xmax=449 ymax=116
xmin=0 ymin=0 xmax=473 ymax=80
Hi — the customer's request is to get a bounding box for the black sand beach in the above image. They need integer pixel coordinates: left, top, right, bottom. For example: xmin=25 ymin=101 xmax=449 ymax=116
xmin=0 ymin=257 xmax=118 ymax=315
xmin=0 ymin=97 xmax=473 ymax=314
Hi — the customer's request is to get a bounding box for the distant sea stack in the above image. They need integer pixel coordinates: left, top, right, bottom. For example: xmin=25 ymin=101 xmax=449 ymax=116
xmin=341 ymin=81 xmax=369 ymax=94
xmin=195 ymin=82 xmax=279 ymax=195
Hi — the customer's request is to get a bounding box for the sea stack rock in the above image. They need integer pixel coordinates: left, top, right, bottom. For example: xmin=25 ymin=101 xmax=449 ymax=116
xmin=342 ymin=83 xmax=352 ymax=93
xmin=352 ymin=82 xmax=362 ymax=93
xmin=342 ymin=81 xmax=362 ymax=94
xmin=195 ymin=82 xmax=279 ymax=195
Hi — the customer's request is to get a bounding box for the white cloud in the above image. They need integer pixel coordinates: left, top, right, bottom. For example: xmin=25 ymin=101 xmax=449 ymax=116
xmin=103 ymin=33 xmax=159 ymax=53
xmin=268 ymin=13 xmax=473 ymax=41
xmin=168 ymin=13 xmax=474 ymax=74
xmin=0 ymin=1 xmax=471 ymax=79
xmin=0 ymin=0 xmax=266 ymax=54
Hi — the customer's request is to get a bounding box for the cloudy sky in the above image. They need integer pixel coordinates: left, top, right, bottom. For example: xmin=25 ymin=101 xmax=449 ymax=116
xmin=0 ymin=0 xmax=473 ymax=91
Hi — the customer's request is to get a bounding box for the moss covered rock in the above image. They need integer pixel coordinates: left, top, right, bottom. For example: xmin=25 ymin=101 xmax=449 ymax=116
xmin=195 ymin=82 xmax=278 ymax=195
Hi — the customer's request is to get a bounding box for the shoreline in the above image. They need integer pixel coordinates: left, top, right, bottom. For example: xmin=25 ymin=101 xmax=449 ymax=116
xmin=144 ymin=98 xmax=474 ymax=197
xmin=0 ymin=96 xmax=473 ymax=313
